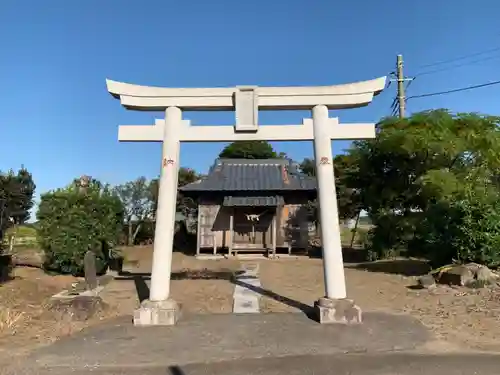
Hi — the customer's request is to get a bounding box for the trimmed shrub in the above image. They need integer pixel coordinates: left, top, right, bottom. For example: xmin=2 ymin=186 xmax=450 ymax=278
xmin=36 ymin=178 xmax=124 ymax=275
xmin=411 ymin=197 xmax=500 ymax=268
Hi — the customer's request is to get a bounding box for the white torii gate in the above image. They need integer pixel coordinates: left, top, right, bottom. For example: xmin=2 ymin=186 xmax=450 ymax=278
xmin=107 ymin=77 xmax=386 ymax=325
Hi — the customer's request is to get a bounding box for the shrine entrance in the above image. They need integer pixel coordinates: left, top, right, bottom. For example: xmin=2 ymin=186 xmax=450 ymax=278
xmin=233 ymin=207 xmax=273 ymax=248
xmin=106 ymin=76 xmax=387 ymax=326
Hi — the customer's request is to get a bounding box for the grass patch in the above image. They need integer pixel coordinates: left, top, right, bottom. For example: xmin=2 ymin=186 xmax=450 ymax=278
xmin=340 ymin=226 xmax=370 ymax=247
xmin=5 ymin=226 xmax=36 ymax=238
xmin=3 ymin=225 xmax=38 ymax=249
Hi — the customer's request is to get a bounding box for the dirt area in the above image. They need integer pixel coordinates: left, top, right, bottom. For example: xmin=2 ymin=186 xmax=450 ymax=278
xmin=2 ymin=245 xmax=500 ymax=358
xmin=0 ymin=246 xmax=240 ymax=358
xmin=258 ymin=257 xmax=500 ymax=352
xmin=108 ymin=246 xmax=240 ymax=314
xmin=0 ymin=267 xmax=97 ymax=359
xmin=111 ymin=246 xmax=500 ymax=352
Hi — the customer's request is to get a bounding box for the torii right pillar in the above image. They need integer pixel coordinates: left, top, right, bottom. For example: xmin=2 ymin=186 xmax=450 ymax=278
xmin=312 ymin=105 xmax=362 ymax=324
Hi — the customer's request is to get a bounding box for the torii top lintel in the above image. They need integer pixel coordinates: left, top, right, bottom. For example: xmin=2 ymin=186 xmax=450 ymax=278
xmin=106 ymin=77 xmax=386 ymax=111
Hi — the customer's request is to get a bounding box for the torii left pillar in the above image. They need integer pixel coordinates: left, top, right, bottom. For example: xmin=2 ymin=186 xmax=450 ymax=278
xmin=133 ymin=107 xmax=182 ymax=325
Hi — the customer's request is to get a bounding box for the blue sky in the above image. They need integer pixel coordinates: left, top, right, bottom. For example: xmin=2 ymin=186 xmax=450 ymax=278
xmin=1 ymin=0 xmax=499 ymax=210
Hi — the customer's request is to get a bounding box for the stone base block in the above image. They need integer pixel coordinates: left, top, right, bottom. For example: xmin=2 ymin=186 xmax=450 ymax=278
xmin=106 ymin=269 xmax=120 ymax=278
xmin=48 ymin=295 xmax=107 ymax=321
xmin=133 ymin=299 xmax=180 ymax=326
xmin=314 ymin=297 xmax=362 ymax=324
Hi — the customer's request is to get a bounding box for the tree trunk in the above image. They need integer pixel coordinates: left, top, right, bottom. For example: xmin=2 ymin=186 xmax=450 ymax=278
xmin=132 ymin=222 xmax=142 ymax=245
xmin=9 ymin=233 xmax=15 ymax=252
xmin=349 ymin=211 xmax=361 ymax=249
xmin=127 ymin=220 xmax=133 ymax=246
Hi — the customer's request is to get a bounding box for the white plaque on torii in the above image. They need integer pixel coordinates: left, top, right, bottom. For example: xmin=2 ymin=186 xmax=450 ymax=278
xmin=106 ymin=76 xmax=386 ymax=326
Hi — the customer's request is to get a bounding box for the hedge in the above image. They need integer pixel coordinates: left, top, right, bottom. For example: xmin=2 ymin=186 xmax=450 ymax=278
xmin=36 ymin=178 xmax=124 ymax=275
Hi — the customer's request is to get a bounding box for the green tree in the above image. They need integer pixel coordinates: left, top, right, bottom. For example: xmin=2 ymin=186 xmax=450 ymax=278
xmin=10 ymin=167 xmax=36 ymax=225
xmin=177 ymin=168 xmax=200 ymax=216
xmin=0 ymin=167 xmax=36 ymax=248
xmin=333 ymin=154 xmax=362 ymax=220
xmin=149 ymin=167 xmax=201 ymax=219
xmin=114 ymin=177 xmax=154 ymax=246
xmin=298 ymin=155 xmax=360 ymax=220
xmin=298 ymin=158 xmax=315 ymax=176
xmin=219 ymin=141 xmax=278 ymax=159
xmin=141 ymin=168 xmax=201 ymax=242
xmin=37 ymin=178 xmax=124 ymax=275
xmin=348 ymin=109 xmax=500 ymax=263
xmin=411 ymin=163 xmax=500 ymax=267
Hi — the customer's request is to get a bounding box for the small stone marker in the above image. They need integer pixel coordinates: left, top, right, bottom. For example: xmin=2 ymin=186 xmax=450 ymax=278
xmin=84 ymin=251 xmax=98 ymax=290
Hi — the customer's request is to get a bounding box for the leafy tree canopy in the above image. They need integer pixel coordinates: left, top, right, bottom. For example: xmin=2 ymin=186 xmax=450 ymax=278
xmin=349 ymin=109 xmax=500 ymax=216
xmin=114 ymin=177 xmax=154 ymax=246
xmin=218 ymin=141 xmax=279 ymax=159
xmin=0 ymin=167 xmax=36 ymax=246
xmin=149 ymin=167 xmax=201 ymax=218
xmin=347 ymin=109 xmax=500 ymax=265
xmin=299 ymin=155 xmax=360 ymax=220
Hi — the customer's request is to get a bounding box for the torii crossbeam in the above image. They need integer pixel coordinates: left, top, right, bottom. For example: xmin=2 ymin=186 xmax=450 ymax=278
xmin=107 ymin=76 xmax=386 ymax=326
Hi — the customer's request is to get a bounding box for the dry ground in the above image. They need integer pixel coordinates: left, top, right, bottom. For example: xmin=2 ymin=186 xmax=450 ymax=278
xmin=0 ymin=246 xmax=241 ymax=359
xmin=2 ymin=245 xmax=500 ymax=358
xmin=106 ymin=246 xmax=240 ymax=314
xmin=0 ymin=267 xmax=92 ymax=359
xmin=258 ymin=258 xmax=500 ymax=352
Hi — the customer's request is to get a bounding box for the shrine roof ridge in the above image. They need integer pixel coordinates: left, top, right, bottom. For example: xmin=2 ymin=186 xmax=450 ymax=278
xmin=181 ymin=158 xmax=315 ymax=193
xmin=215 ymin=158 xmax=291 ymax=165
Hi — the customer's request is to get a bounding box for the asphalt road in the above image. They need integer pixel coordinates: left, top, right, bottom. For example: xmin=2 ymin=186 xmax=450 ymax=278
xmin=16 ymin=352 xmax=500 ymax=375
xmin=5 ymin=313 xmax=497 ymax=375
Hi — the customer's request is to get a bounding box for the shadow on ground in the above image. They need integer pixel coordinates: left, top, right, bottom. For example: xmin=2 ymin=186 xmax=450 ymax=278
xmin=309 ymin=246 xmax=370 ymax=263
xmin=346 ymin=259 xmax=431 ymax=277
xmin=119 ymin=268 xmax=314 ymax=316
xmin=119 ymin=256 xmax=431 ymax=315
xmin=309 ymin=246 xmax=430 ymax=276
xmin=233 ymin=278 xmax=314 ymax=317
xmin=169 ymin=365 xmax=184 ymax=375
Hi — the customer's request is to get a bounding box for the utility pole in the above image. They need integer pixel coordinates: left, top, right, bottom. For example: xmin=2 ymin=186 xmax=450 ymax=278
xmin=396 ymin=54 xmax=405 ymax=118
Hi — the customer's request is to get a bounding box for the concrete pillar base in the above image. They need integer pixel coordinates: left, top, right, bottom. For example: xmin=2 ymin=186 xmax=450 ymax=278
xmin=314 ymin=297 xmax=362 ymax=324
xmin=133 ymin=299 xmax=180 ymax=326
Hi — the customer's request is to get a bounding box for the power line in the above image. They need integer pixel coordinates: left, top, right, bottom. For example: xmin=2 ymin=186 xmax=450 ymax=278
xmin=407 ymin=79 xmax=500 ymax=100
xmin=405 ymin=78 xmax=414 ymax=91
xmin=391 ymin=103 xmax=399 ymax=117
xmin=413 ymin=54 xmax=500 ymax=77
xmin=390 ymin=96 xmax=398 ymax=110
xmin=412 ymin=45 xmax=500 ymax=71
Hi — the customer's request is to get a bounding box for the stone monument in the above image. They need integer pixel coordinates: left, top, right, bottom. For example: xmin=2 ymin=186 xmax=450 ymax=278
xmin=106 ymin=77 xmax=386 ymax=325
xmin=83 ymin=250 xmax=98 ymax=290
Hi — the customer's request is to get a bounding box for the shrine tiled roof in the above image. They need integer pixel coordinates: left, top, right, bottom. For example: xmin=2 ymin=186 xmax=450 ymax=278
xmin=180 ymin=158 xmax=316 ymax=192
